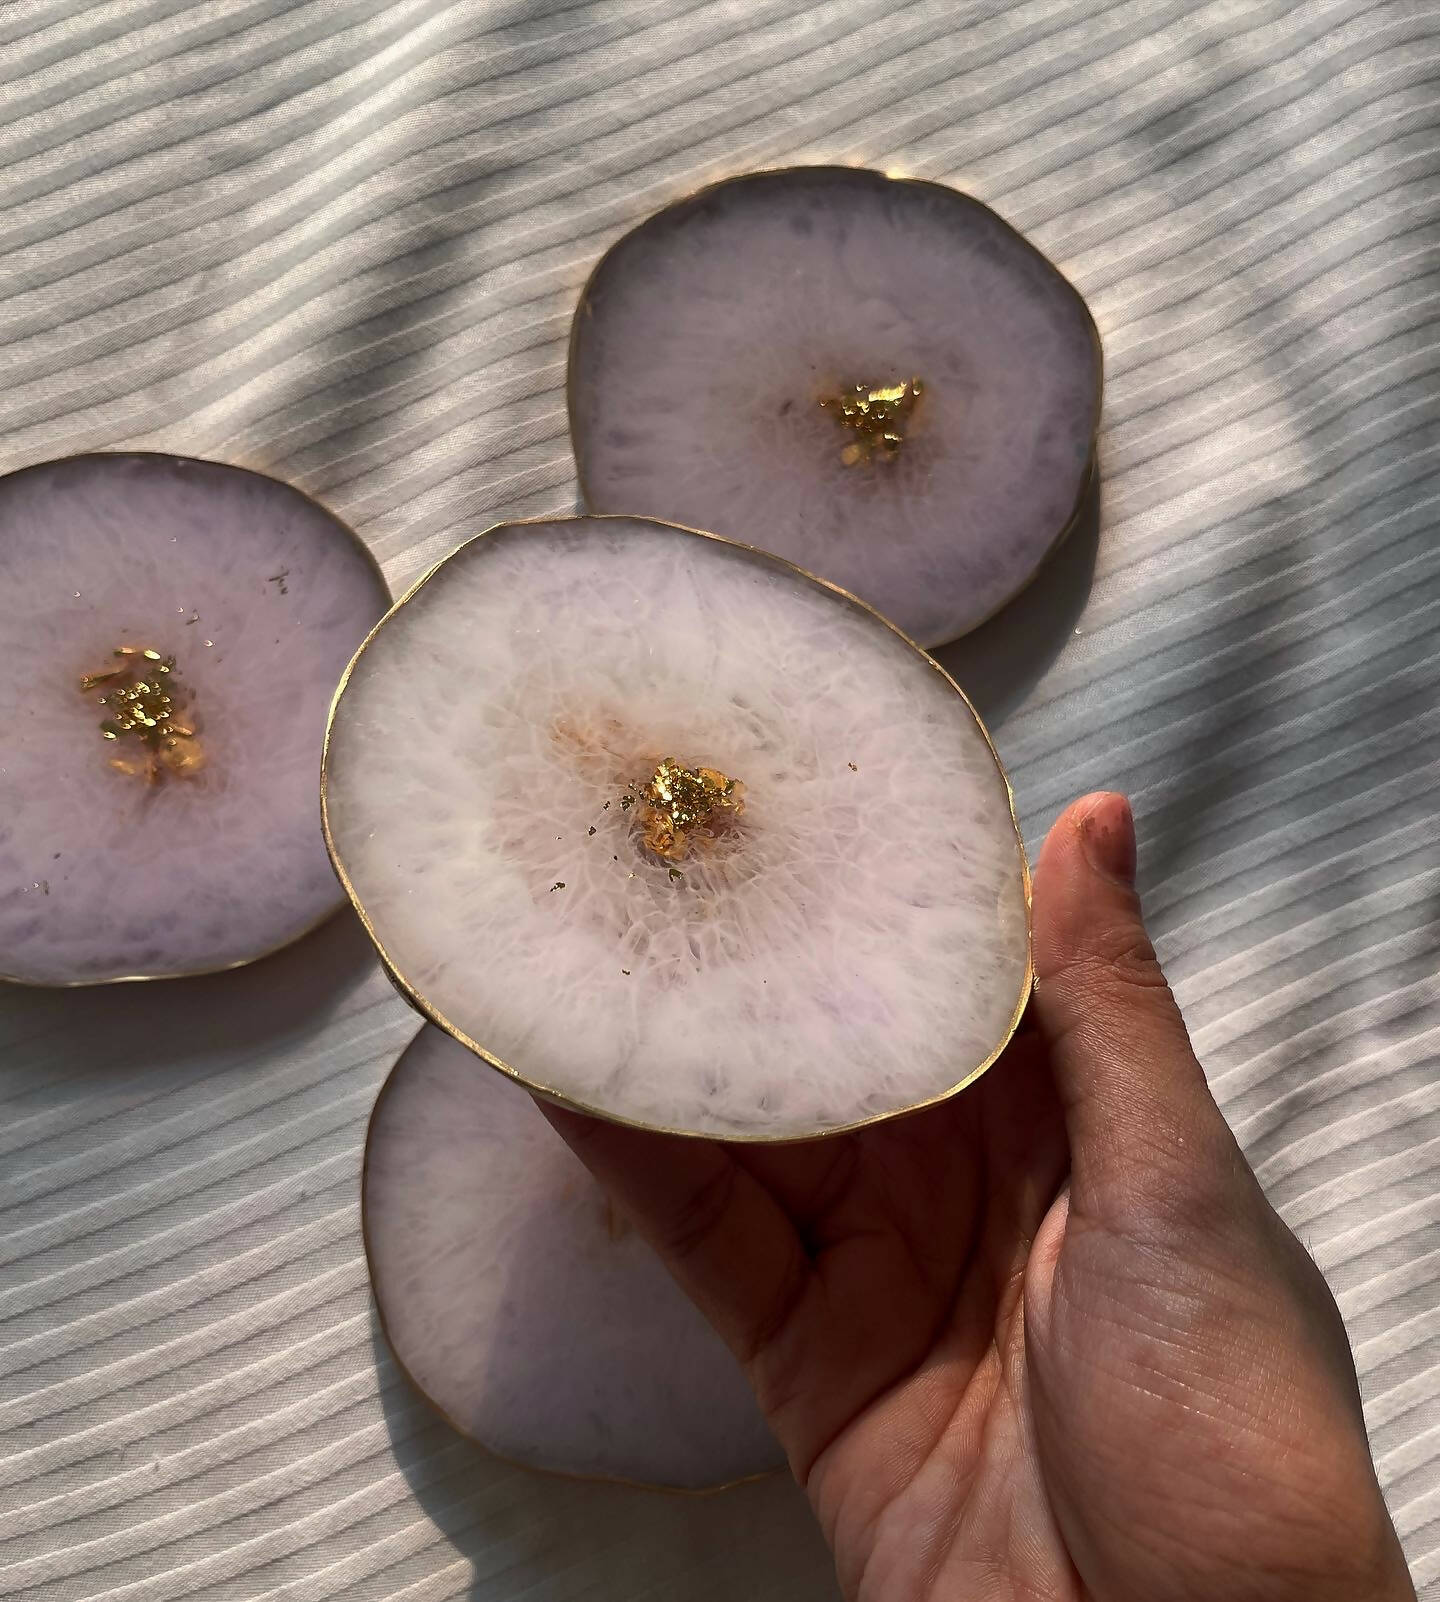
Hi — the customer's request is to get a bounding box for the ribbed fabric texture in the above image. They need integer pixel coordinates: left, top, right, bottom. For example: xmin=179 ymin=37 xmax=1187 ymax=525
xmin=2 ymin=2 xmax=1436 ymax=1597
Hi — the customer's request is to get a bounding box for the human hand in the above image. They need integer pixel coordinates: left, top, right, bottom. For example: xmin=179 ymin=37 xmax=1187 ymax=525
xmin=545 ymin=793 xmax=1415 ymax=1602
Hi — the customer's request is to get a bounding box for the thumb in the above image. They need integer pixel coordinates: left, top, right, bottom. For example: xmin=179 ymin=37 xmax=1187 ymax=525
xmin=1031 ymin=793 xmax=1240 ymax=1225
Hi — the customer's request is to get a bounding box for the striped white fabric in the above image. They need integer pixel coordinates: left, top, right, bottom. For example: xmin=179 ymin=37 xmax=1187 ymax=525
xmin=1 ymin=1 xmax=1436 ymax=1597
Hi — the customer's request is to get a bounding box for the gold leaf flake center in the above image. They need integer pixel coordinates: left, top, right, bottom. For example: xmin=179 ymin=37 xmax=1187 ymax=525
xmin=632 ymin=758 xmax=744 ymax=861
xmin=819 ymin=377 xmax=924 ymax=465
xmin=81 ymin=646 xmax=206 ymax=783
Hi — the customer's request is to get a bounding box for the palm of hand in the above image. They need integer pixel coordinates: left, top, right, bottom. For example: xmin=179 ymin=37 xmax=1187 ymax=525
xmin=785 ymin=1029 xmax=1076 ymax=1602
xmin=554 ymin=1030 xmax=1076 ymax=1600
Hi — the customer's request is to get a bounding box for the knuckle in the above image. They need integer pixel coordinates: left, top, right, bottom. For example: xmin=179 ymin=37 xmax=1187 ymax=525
xmin=737 ymin=1243 xmax=810 ymax=1375
xmin=1107 ymin=1126 xmax=1261 ymax=1247
xmin=1066 ymin=921 xmax=1172 ymax=998
xmin=657 ymin=1162 xmax=737 ymax=1261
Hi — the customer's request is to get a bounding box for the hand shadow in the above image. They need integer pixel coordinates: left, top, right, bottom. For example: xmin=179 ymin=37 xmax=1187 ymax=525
xmin=932 ymin=468 xmax=1101 ymax=730
xmin=369 ymin=1312 xmax=838 ymax=1602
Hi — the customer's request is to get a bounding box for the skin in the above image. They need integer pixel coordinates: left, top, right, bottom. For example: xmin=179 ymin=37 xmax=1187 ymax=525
xmin=547 ymin=793 xmax=1417 ymax=1602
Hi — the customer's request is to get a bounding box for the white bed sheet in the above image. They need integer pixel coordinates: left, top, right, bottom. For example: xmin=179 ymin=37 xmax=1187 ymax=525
xmin=2 ymin=1 xmax=1437 ymax=1597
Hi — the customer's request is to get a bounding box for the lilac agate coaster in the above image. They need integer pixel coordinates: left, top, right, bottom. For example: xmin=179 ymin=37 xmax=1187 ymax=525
xmin=365 ymin=1024 xmax=783 ymax=1490
xmin=569 ymin=166 xmax=1101 ymax=649
xmin=0 ymin=453 xmax=389 ymax=986
xmin=323 ymin=515 xmax=1031 ymax=1141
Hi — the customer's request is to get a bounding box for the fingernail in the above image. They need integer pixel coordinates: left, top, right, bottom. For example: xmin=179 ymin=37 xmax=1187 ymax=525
xmin=1078 ymin=793 xmax=1136 ymax=886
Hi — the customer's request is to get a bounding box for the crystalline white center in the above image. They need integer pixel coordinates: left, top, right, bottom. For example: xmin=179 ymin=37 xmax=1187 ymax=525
xmin=325 ymin=517 xmax=1030 ymax=1139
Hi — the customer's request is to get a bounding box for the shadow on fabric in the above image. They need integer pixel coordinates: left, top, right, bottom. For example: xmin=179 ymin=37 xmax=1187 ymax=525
xmin=933 ymin=469 xmax=1101 ymax=731
xmin=369 ymin=1311 xmax=838 ymax=1602
xmin=0 ymin=905 xmax=379 ymax=1093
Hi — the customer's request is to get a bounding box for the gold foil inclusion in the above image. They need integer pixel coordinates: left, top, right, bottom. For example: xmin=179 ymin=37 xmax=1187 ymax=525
xmin=819 ymin=378 xmax=923 ymax=465
xmin=633 ymin=758 xmax=744 ymax=860
xmin=81 ymin=646 xmax=205 ymax=782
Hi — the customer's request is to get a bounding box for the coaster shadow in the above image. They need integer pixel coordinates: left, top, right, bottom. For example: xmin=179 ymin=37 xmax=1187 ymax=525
xmin=932 ymin=471 xmax=1101 ymax=730
xmin=0 ymin=906 xmax=381 ymax=1085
